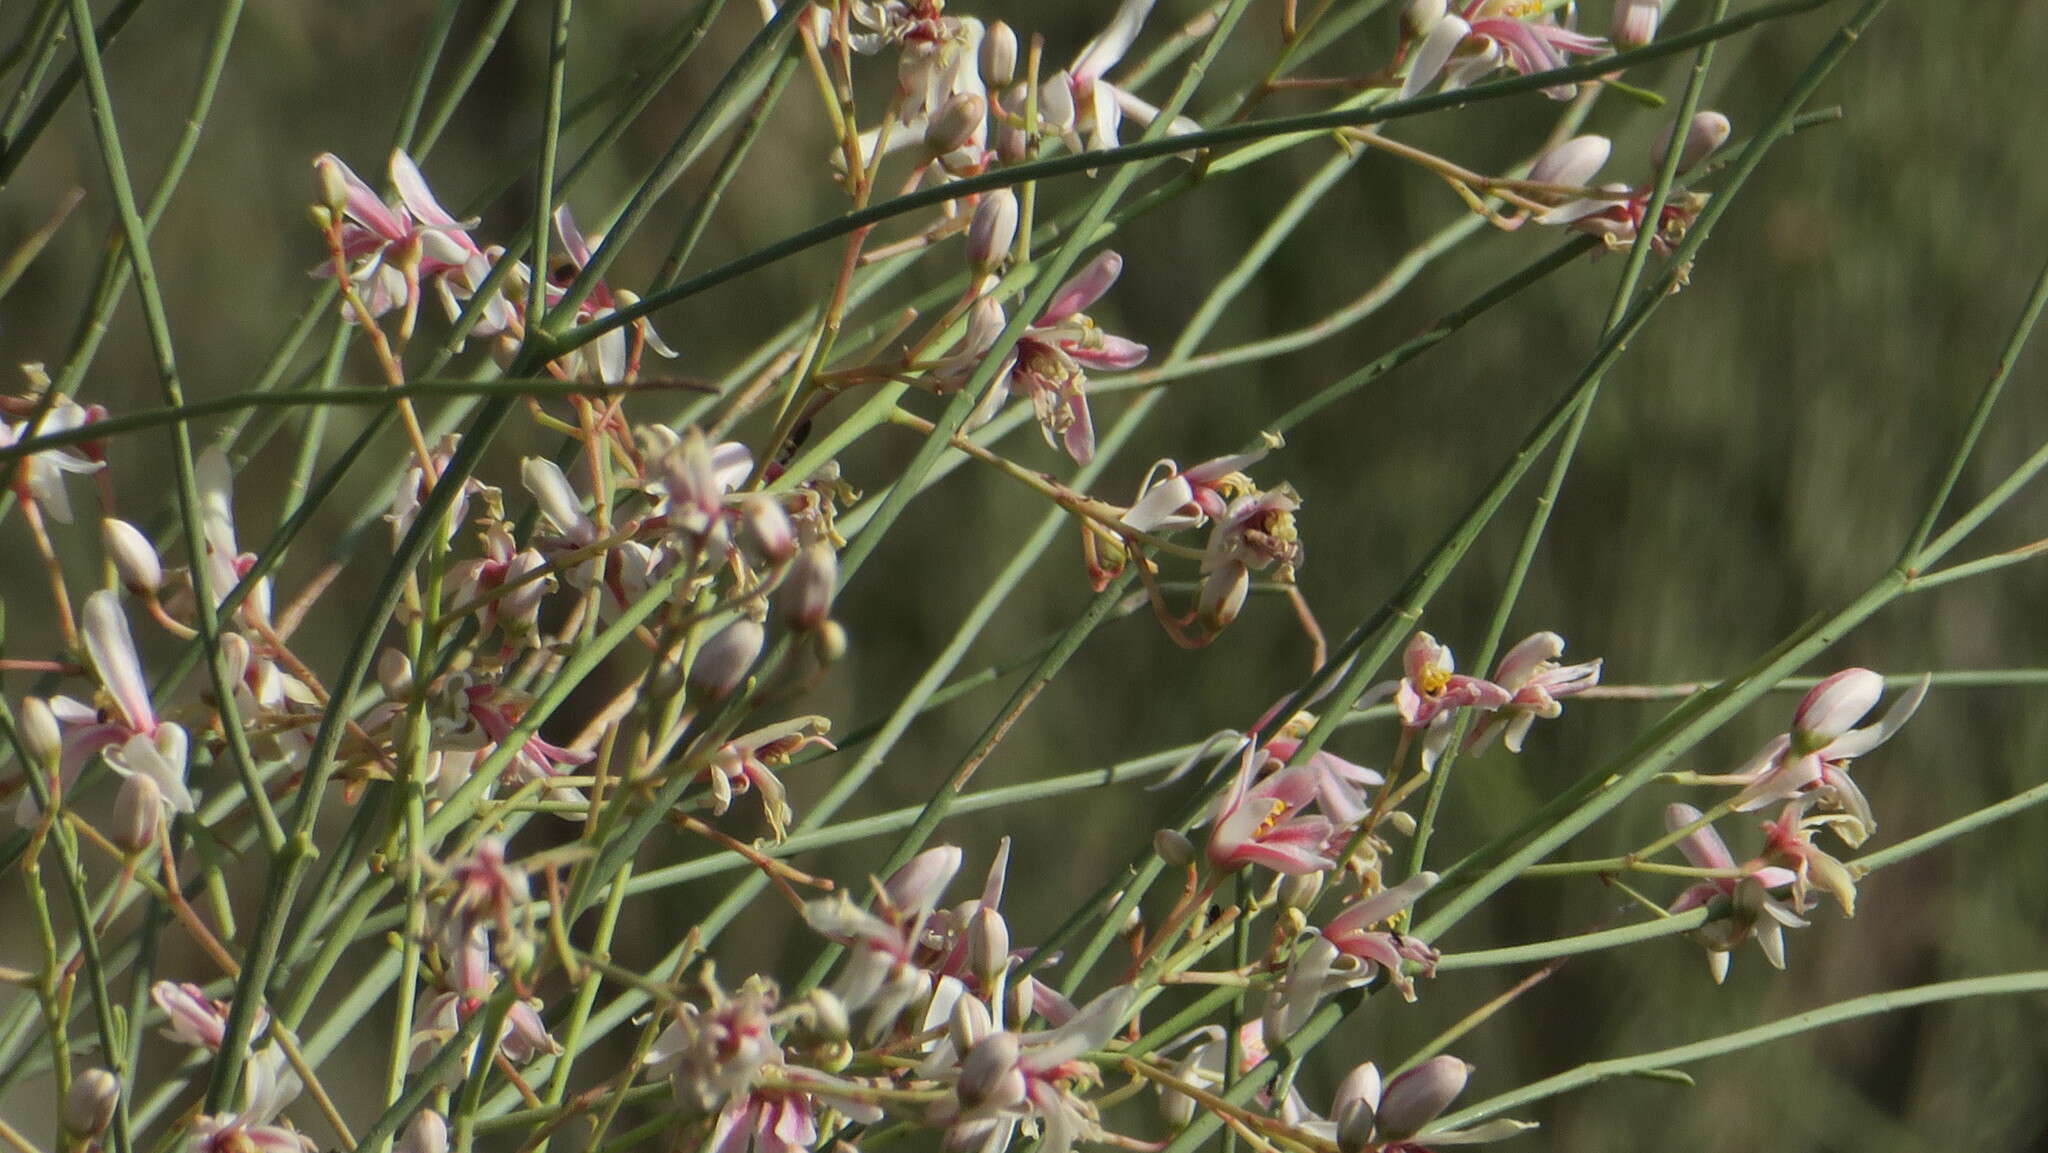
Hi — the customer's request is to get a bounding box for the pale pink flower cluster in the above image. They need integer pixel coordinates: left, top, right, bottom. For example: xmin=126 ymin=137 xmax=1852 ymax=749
xmin=1667 ymin=668 xmax=1927 ymax=980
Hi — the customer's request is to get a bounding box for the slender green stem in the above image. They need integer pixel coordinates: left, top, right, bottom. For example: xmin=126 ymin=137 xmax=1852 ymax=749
xmin=1434 ymin=972 xmax=2048 ymax=1130
xmin=1901 ymin=254 xmax=2048 ymax=562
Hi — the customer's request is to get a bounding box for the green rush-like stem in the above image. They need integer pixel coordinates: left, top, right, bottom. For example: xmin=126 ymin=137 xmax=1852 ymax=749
xmin=1435 ymin=909 xmax=1706 ymax=972
xmin=63 ymin=0 xmax=283 ymax=862
xmin=653 ymin=48 xmax=800 ymax=287
xmin=388 ymin=0 xmax=463 ymax=152
xmin=0 ymin=0 xmax=145 ymax=185
xmin=1407 ymin=0 xmax=1727 ymax=879
xmin=1433 ymin=972 xmax=2048 ymax=1132
xmin=1901 ymin=253 xmax=2048 ymax=562
xmin=1848 ymin=776 xmax=2048 ymax=874
xmin=526 ymin=0 xmax=574 ymax=331
xmin=545 ymin=1 xmax=802 ymax=332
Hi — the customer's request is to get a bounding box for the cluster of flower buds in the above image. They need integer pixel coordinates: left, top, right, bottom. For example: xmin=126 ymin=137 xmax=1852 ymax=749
xmin=823 ymin=0 xmax=1200 ymax=187
xmin=1665 ymin=668 xmax=1927 ymax=980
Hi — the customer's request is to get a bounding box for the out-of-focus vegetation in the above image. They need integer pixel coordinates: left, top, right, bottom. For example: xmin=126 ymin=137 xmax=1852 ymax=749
xmin=2 ymin=0 xmax=2044 ymax=1149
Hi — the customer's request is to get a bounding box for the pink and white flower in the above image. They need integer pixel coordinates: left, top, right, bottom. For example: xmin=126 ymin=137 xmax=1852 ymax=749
xmin=1038 ymin=0 xmax=1201 ymax=155
xmin=1466 ymin=631 xmax=1602 ymax=755
xmin=1403 ymin=0 xmax=1607 ymax=102
xmin=1316 ymin=872 xmax=1440 ymax=1000
xmin=1663 ymin=803 xmax=1806 ymax=983
xmin=971 ymin=251 xmax=1148 ymax=465
xmin=314 ymin=149 xmax=513 ymax=337
xmin=1697 ymin=668 xmax=1927 ymax=843
xmin=1 ymin=395 xmax=103 ymax=523
xmin=1204 ymin=745 xmax=1337 ymax=876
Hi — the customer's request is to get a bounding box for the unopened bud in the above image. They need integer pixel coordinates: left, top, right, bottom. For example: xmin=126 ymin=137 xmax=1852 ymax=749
xmin=102 ymin=519 xmax=163 ymax=594
xmin=1527 ymin=134 xmax=1612 ymax=188
xmin=312 ymin=155 xmax=351 ymax=216
xmin=967 ymin=189 xmax=1018 ymax=274
xmin=64 ymin=1068 xmax=120 ymax=1137
xmin=803 ymin=988 xmax=850 ymax=1040
xmin=1376 ymin=1056 xmax=1470 ymax=1140
xmin=1153 ymin=828 xmax=1196 ymax=866
xmin=925 ymin=92 xmax=987 ymax=157
xmin=1402 ymin=0 xmax=1447 ymax=39
xmin=397 ymin=1110 xmax=448 ymax=1153
xmin=1007 ymin=973 xmax=1038 ymax=1025
xmin=813 ymin=619 xmax=849 ymax=664
xmin=884 ymin=846 xmax=963 ymax=911
xmin=1279 ymin=870 xmax=1325 ymax=911
xmin=1612 ymin=0 xmax=1662 ymax=48
xmin=970 ymin=907 xmax=1011 ymax=985
xmin=948 ymin=992 xmax=993 ymax=1052
xmin=114 ymin=773 xmax=163 ymax=852
xmin=739 ymin=495 xmax=796 ymax=564
xmin=1333 ymin=1098 xmax=1377 ymax=1153
xmin=782 ymin=541 xmax=838 ymax=630
xmin=982 ymin=22 xmax=1019 ymax=87
xmin=1653 ymin=110 xmax=1732 ymax=174
xmin=689 ymin=618 xmax=763 ymax=703
xmin=1196 ymin=563 xmax=1250 ymax=634
xmin=377 ymin=647 xmax=415 ymax=700
xmin=20 ymin=696 xmax=62 ymax=770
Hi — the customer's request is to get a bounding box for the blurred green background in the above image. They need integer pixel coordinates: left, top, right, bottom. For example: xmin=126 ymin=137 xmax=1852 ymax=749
xmin=2 ymin=0 xmax=2046 ymax=1149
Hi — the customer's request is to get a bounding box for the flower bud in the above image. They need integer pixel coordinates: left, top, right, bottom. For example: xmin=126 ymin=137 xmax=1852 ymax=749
xmin=948 ymin=991 xmax=993 ymax=1053
xmin=19 ymin=696 xmax=62 ymax=771
xmin=1153 ymin=828 xmax=1196 ymax=866
xmin=1612 ymin=0 xmax=1662 ymax=48
xmin=1791 ymin=667 xmax=1882 ymax=744
xmin=689 ymin=618 xmax=763 ymax=703
xmin=1653 ymin=110 xmax=1732 ymax=174
xmin=1331 ymin=1061 xmax=1382 ymax=1152
xmin=970 ymin=906 xmax=1011 ymax=986
xmin=1279 ymin=870 xmax=1325 ymax=911
xmin=1527 ymin=134 xmax=1612 ymax=188
xmin=739 ymin=495 xmax=796 ymax=564
xmin=1333 ymin=1098 xmax=1377 ymax=1153
xmin=396 ymin=1110 xmax=448 ymax=1153
xmin=102 ymin=518 xmax=163 ymax=594
xmin=1195 ymin=563 xmax=1250 ymax=634
xmin=377 ymin=647 xmax=415 ymax=701
xmin=925 ymin=92 xmax=987 ymax=157
xmin=1375 ymin=1056 xmax=1470 ymax=1140
xmin=982 ymin=22 xmax=1019 ymax=87
xmin=114 ymin=772 xmax=163 ymax=852
xmin=813 ymin=619 xmax=849 ymax=664
xmin=312 ymin=154 xmax=351 ymax=216
xmin=967 ymin=189 xmax=1019 ymax=274
xmin=782 ymin=541 xmax=838 ymax=631
xmin=803 ymin=989 xmax=850 ymax=1040
xmin=883 ymin=846 xmax=963 ymax=912
xmin=1007 ymin=973 xmax=1038 ymax=1026
xmin=64 ymin=1068 xmax=120 ymax=1137
xmin=956 ymin=1031 xmax=1025 ymax=1112
xmin=1402 ymin=0 xmax=1447 ymax=39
